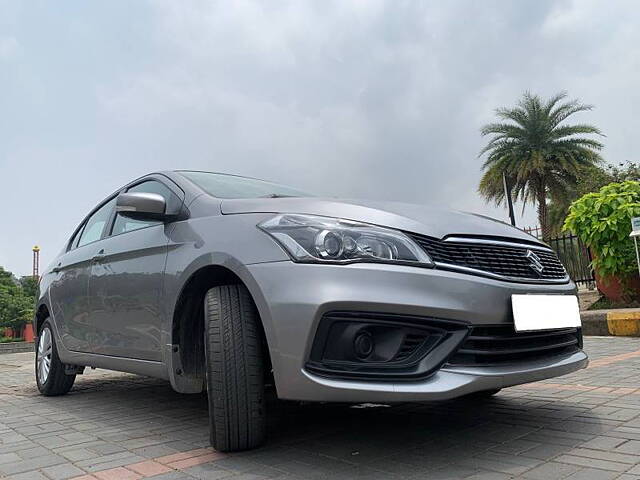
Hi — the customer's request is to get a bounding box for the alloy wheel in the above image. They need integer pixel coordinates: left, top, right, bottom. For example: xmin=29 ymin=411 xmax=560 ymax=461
xmin=37 ymin=327 xmax=53 ymax=384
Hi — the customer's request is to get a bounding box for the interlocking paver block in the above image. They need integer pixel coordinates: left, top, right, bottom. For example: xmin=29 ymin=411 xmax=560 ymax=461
xmin=59 ymin=448 xmax=100 ymax=463
xmin=83 ymin=456 xmax=147 ymax=474
xmin=564 ymin=467 xmax=620 ymax=480
xmin=93 ymin=467 xmax=142 ymax=480
xmin=6 ymin=471 xmax=50 ymax=480
xmin=553 ymin=454 xmax=629 ymax=472
xmin=155 ymin=448 xmax=214 ymax=465
xmin=522 ymin=461 xmax=581 ymax=479
xmin=41 ymin=463 xmax=88 ymax=480
xmin=579 ymin=436 xmax=627 ymax=450
xmin=0 ymin=453 xmax=67 ymax=476
xmin=140 ymin=473 xmax=192 ymax=480
xmin=166 ymin=452 xmax=227 ymax=470
xmin=567 ymin=447 xmax=638 ymax=464
xmin=0 ymin=452 xmax=21 ymax=464
xmin=126 ymin=460 xmax=173 ymax=476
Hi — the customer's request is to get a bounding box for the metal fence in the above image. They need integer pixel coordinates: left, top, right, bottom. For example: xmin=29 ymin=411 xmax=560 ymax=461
xmin=524 ymin=226 xmax=542 ymax=239
xmin=547 ymin=234 xmax=595 ymax=288
xmin=524 ymin=226 xmax=595 ymax=288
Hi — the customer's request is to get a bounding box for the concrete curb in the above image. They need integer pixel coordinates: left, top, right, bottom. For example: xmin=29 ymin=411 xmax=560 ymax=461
xmin=581 ymin=308 xmax=640 ymax=337
xmin=608 ymin=310 xmax=640 ymax=336
xmin=0 ymin=341 xmax=34 ymax=354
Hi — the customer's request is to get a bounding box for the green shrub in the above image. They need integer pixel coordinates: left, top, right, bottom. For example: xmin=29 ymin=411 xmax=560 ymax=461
xmin=0 ymin=336 xmax=25 ymax=343
xmin=564 ymin=181 xmax=640 ymax=282
xmin=0 ymin=267 xmax=35 ymax=332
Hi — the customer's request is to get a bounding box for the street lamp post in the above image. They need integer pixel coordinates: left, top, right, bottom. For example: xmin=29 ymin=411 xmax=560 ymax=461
xmin=32 ymin=245 xmax=40 ymax=280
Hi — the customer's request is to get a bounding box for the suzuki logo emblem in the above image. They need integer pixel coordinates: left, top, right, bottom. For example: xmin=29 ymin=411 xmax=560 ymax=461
xmin=525 ymin=250 xmax=544 ymax=274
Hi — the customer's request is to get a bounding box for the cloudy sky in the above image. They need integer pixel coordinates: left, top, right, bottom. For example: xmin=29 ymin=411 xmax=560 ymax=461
xmin=1 ymin=0 xmax=639 ymax=275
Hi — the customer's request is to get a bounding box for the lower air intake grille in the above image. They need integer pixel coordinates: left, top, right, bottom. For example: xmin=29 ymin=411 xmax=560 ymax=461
xmin=394 ymin=333 xmax=428 ymax=361
xmin=447 ymin=325 xmax=581 ymax=367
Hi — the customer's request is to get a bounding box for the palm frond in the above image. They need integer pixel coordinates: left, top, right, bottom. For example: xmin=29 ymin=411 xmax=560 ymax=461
xmin=550 ymin=124 xmax=604 ymax=139
xmin=549 ymin=101 xmax=594 ymax=128
xmin=543 ymin=91 xmax=568 ymax=115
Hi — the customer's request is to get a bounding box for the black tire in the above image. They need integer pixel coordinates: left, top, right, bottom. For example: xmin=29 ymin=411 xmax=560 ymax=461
xmin=466 ymin=388 xmax=501 ymax=398
xmin=35 ymin=320 xmax=76 ymax=396
xmin=204 ymin=284 xmax=266 ymax=452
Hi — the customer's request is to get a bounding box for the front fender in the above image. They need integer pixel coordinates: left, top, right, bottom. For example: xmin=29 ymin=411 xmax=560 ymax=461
xmin=162 ymin=213 xmax=289 ymax=392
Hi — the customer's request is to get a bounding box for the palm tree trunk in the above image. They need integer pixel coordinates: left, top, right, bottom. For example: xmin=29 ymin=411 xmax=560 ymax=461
xmin=537 ymin=181 xmax=549 ymax=240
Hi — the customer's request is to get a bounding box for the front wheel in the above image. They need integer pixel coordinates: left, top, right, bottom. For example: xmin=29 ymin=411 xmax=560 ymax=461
xmin=204 ymin=285 xmax=266 ymax=452
xmin=35 ymin=320 xmax=76 ymax=396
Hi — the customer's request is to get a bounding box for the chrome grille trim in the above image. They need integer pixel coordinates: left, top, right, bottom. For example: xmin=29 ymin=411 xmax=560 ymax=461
xmin=442 ymin=236 xmax=554 ymax=252
xmin=409 ymin=234 xmax=570 ymax=284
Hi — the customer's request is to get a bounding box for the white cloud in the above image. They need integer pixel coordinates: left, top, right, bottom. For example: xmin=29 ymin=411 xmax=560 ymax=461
xmin=2 ymin=1 xmax=640 ymax=274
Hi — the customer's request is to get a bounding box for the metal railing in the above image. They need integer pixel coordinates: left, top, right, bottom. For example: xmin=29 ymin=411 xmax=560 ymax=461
xmin=547 ymin=234 xmax=595 ymax=288
xmin=523 ymin=226 xmax=595 ymax=288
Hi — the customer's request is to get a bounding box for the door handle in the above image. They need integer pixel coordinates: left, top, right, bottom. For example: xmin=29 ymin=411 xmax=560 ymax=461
xmin=52 ymin=262 xmax=63 ymax=273
xmin=92 ymin=250 xmax=107 ymax=262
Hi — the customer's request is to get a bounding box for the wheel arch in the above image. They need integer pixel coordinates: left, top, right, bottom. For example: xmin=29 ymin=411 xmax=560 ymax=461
xmin=34 ymin=302 xmax=51 ymax=336
xmin=167 ymin=260 xmax=275 ymax=394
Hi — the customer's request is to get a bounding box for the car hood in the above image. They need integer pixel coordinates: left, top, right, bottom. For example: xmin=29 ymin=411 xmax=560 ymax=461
xmin=220 ymin=197 xmax=542 ymax=244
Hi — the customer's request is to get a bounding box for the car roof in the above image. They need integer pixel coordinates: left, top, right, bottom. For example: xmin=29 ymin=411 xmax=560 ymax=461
xmin=171 ymin=170 xmax=269 ymax=183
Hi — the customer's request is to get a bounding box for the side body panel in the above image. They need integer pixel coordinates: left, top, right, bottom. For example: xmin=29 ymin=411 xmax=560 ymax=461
xmin=87 ymin=224 xmax=172 ymax=361
xmin=48 ymin=243 xmax=102 ymax=352
xmin=44 ymin=194 xmax=288 ymax=382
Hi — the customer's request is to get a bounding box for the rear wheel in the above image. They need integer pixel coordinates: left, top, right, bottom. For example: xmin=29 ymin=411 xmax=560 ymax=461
xmin=204 ymin=284 xmax=266 ymax=452
xmin=35 ymin=320 xmax=76 ymax=396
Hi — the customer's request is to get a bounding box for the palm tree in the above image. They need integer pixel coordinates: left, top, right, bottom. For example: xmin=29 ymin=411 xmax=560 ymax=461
xmin=478 ymin=92 xmax=604 ymax=239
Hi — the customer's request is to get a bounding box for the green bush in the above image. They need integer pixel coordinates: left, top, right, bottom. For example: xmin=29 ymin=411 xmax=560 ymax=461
xmin=0 ymin=336 xmax=25 ymax=343
xmin=564 ymin=181 xmax=640 ymax=281
xmin=0 ymin=267 xmax=35 ymax=333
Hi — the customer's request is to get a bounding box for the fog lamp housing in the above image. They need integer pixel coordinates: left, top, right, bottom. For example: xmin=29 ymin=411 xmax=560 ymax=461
xmin=306 ymin=312 xmax=470 ymax=381
xmin=354 ymin=331 xmax=374 ymax=359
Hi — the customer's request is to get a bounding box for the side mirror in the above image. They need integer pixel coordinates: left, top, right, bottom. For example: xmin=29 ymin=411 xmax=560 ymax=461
xmin=116 ymin=192 xmax=166 ymax=220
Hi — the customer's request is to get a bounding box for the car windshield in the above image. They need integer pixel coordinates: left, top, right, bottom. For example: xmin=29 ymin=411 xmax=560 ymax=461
xmin=179 ymin=171 xmax=311 ymax=199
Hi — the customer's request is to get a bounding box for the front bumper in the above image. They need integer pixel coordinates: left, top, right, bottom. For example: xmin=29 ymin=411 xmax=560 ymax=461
xmin=246 ymin=261 xmax=588 ymax=402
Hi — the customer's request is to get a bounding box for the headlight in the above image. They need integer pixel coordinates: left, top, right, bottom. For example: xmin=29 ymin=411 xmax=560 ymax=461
xmin=258 ymin=214 xmax=433 ymax=267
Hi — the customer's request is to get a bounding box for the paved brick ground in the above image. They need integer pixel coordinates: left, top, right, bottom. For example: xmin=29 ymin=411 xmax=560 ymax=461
xmin=1 ymin=337 xmax=640 ymax=480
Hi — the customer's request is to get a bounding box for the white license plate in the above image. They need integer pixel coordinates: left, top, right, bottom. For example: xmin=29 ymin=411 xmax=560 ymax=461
xmin=511 ymin=294 xmax=581 ymax=332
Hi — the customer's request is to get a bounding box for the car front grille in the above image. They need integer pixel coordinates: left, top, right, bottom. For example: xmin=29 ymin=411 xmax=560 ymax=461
xmin=446 ymin=325 xmax=581 ymax=367
xmin=408 ymin=234 xmax=568 ymax=282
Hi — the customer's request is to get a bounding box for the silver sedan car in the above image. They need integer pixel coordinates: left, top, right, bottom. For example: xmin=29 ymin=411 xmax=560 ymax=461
xmin=34 ymin=170 xmax=587 ymax=451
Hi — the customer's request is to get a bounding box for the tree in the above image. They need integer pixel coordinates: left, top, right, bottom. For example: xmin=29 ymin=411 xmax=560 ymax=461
xmin=0 ymin=266 xmax=35 ymax=335
xmin=19 ymin=276 xmax=39 ymax=299
xmin=478 ymin=92 xmax=604 ymax=239
xmin=607 ymin=161 xmax=640 ymax=183
xmin=548 ymin=161 xmax=640 ymax=235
